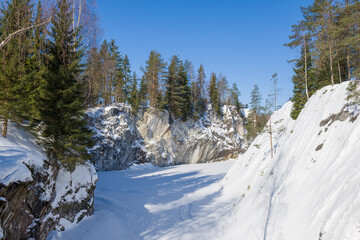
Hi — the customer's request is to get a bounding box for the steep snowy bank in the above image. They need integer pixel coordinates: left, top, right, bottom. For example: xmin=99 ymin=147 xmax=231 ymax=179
xmin=86 ymin=104 xmax=246 ymax=171
xmin=0 ymin=123 xmax=97 ymax=240
xmin=217 ymin=81 xmax=360 ymax=240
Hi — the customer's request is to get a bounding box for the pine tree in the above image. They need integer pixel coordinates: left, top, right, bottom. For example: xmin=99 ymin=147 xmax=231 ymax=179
xmin=290 ymin=45 xmax=317 ymax=120
xmin=40 ymin=0 xmax=92 ymax=169
xmin=99 ymin=40 xmax=110 ymax=106
xmin=191 ymin=64 xmax=207 ymax=117
xmin=209 ymin=73 xmax=221 ymax=117
xmin=217 ymin=74 xmax=229 ymax=105
xmin=269 ymin=73 xmax=281 ymax=111
xmin=120 ymin=54 xmax=132 ymax=105
xmin=164 ymin=56 xmax=191 ymax=121
xmin=230 ymin=83 xmax=241 ymax=113
xmin=178 ymin=64 xmax=191 ymax=121
xmin=109 ymin=39 xmax=122 ymax=104
xmin=142 ymin=50 xmax=166 ymax=108
xmin=246 ymin=84 xmax=263 ymax=141
xmin=128 ymin=72 xmax=140 ymax=113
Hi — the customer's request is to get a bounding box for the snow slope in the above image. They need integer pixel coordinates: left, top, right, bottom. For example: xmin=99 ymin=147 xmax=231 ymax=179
xmin=0 ymin=123 xmax=46 ymax=186
xmin=55 ymin=82 xmax=359 ymax=240
xmin=217 ymin=82 xmax=360 ymax=240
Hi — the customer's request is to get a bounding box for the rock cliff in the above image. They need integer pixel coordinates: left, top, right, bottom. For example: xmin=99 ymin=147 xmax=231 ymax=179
xmin=0 ymin=124 xmax=97 ymax=240
xmin=86 ymin=104 xmax=246 ymax=171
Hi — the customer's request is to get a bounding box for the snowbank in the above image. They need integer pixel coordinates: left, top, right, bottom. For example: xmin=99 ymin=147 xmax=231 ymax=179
xmin=219 ymin=82 xmax=360 ymax=239
xmin=0 ymin=123 xmax=46 ymax=186
xmin=0 ymin=123 xmax=97 ymax=239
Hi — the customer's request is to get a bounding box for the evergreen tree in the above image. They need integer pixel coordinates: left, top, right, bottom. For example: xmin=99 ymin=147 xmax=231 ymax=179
xmin=120 ymin=54 xmax=132 ymax=105
xmin=164 ymin=56 xmax=191 ymax=121
xmin=0 ymin=0 xmax=33 ymax=137
xmin=108 ymin=39 xmax=122 ymax=104
xmin=191 ymin=64 xmax=206 ymax=117
xmin=209 ymin=73 xmax=221 ymax=116
xmin=142 ymin=50 xmax=166 ymax=107
xmin=217 ymin=74 xmax=229 ymax=105
xmin=27 ymin=0 xmax=48 ymax=124
xmin=178 ymin=64 xmax=191 ymax=121
xmin=40 ymin=0 xmax=92 ymax=169
xmin=246 ymin=84 xmax=263 ymax=141
xmin=128 ymin=72 xmax=140 ymax=113
xmin=290 ymin=45 xmax=316 ymax=120
xmin=230 ymin=83 xmax=241 ymax=113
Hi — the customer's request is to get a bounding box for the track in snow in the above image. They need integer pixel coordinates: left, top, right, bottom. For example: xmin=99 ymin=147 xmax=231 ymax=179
xmin=50 ymin=160 xmax=234 ymax=240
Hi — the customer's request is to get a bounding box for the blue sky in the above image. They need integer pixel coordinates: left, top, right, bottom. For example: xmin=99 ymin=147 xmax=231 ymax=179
xmin=96 ymin=0 xmax=314 ymax=106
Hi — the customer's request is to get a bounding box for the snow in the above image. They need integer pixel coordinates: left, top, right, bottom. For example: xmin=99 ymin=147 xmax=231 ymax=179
xmin=52 ymin=162 xmax=98 ymax=208
xmin=0 ymin=123 xmax=46 ymax=186
xmin=52 ymin=82 xmax=360 ymax=239
xmin=52 ymin=160 xmax=235 ymax=240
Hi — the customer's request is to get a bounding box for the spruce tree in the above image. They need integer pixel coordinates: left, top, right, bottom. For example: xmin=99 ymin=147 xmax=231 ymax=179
xmin=230 ymin=83 xmax=241 ymax=113
xmin=40 ymin=0 xmax=92 ymax=169
xmin=193 ymin=64 xmax=207 ymax=116
xmin=178 ymin=64 xmax=191 ymax=121
xmin=120 ymin=54 xmax=132 ymax=105
xmin=209 ymin=73 xmax=221 ymax=117
xmin=0 ymin=0 xmax=33 ymax=137
xmin=246 ymin=84 xmax=263 ymax=141
xmin=128 ymin=72 xmax=140 ymax=113
xmin=27 ymin=0 xmax=48 ymax=124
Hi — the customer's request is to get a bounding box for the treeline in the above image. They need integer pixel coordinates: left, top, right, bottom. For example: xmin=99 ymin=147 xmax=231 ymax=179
xmin=0 ymin=0 xmax=243 ymax=168
xmin=84 ymin=43 xmax=242 ymax=121
xmin=0 ymin=0 xmax=98 ymax=168
xmin=286 ymin=0 xmax=360 ymax=119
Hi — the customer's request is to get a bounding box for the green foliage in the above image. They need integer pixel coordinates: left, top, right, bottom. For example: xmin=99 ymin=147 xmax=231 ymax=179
xmin=230 ymin=83 xmax=241 ymax=113
xmin=209 ymin=73 xmax=221 ymax=117
xmin=346 ymin=81 xmax=360 ymax=105
xmin=142 ymin=50 xmax=166 ymax=108
xmin=128 ymin=72 xmax=140 ymax=113
xmin=164 ymin=56 xmax=191 ymax=121
xmin=39 ymin=0 xmax=93 ymax=169
xmin=0 ymin=0 xmax=33 ymax=124
xmin=245 ymin=84 xmax=269 ymax=141
xmin=286 ymin=0 xmax=360 ymax=118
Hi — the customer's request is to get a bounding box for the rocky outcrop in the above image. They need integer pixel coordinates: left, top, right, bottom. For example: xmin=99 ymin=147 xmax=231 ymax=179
xmin=0 ymin=124 xmax=97 ymax=240
xmin=87 ymin=104 xmax=246 ymax=171
xmin=0 ymin=161 xmax=97 ymax=240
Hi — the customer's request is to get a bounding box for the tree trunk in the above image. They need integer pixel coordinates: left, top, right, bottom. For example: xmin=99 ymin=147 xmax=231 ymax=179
xmin=269 ymin=116 xmax=273 ymax=158
xmin=330 ymin=44 xmax=334 ymax=86
xmin=347 ymin=49 xmax=351 ymax=81
xmin=338 ymin=61 xmax=342 ymax=83
xmin=2 ymin=118 xmax=8 ymax=138
xmin=303 ymin=34 xmax=309 ymax=100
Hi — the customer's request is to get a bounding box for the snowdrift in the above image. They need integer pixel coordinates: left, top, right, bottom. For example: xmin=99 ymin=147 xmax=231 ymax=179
xmin=159 ymin=82 xmax=360 ymax=240
xmin=220 ymin=82 xmax=360 ymax=239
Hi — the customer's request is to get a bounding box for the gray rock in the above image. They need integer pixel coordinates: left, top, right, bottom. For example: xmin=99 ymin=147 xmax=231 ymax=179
xmin=87 ymin=104 xmax=247 ymax=171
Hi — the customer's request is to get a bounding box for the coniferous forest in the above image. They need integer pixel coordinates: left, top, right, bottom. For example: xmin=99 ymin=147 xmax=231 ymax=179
xmin=285 ymin=0 xmax=360 ymax=119
xmin=0 ymin=0 xmax=243 ymax=169
xmin=1 ymin=0 xmax=360 ymax=167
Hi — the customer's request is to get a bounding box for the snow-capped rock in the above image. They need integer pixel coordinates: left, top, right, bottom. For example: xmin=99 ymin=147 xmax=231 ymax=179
xmin=0 ymin=123 xmax=97 ymax=240
xmin=86 ymin=104 xmax=247 ymax=171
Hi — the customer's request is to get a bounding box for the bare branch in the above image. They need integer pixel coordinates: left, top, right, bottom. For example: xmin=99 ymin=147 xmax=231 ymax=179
xmin=0 ymin=17 xmax=52 ymax=49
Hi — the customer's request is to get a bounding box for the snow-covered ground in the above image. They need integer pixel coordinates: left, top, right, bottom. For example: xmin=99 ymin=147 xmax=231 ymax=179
xmin=50 ymin=160 xmax=235 ymax=240
xmin=0 ymin=123 xmax=46 ymax=186
xmin=50 ymin=82 xmax=360 ymax=240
